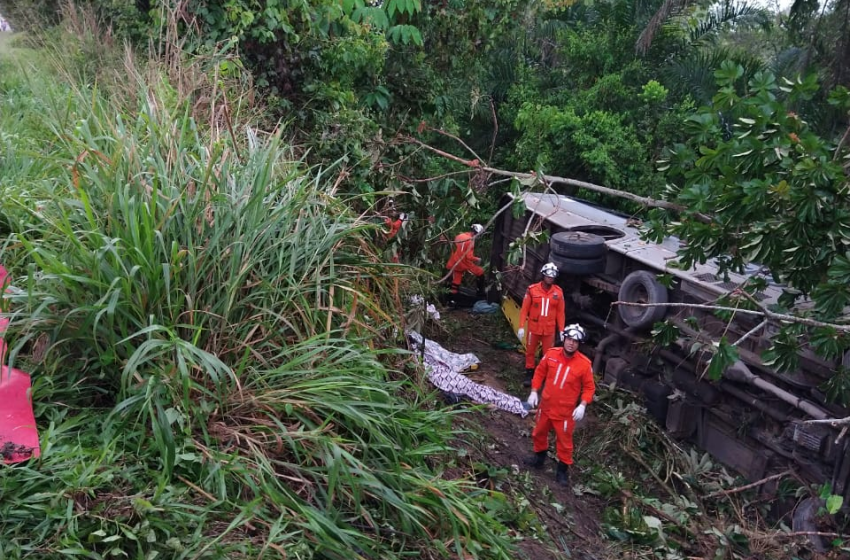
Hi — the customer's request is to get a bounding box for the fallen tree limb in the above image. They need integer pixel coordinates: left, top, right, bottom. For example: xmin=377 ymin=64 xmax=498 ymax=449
xmin=613 ymin=300 xmax=850 ymax=332
xmin=804 ymin=416 xmax=850 ymax=432
xmin=704 ymin=470 xmax=792 ymax=499
xmin=404 ymin=134 xmax=712 ymax=223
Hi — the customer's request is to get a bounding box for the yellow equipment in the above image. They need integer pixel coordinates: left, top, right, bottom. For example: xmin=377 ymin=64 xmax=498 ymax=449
xmin=501 ymin=295 xmax=527 ymax=351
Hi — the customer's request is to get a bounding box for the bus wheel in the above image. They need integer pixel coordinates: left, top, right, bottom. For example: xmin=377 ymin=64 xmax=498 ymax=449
xmin=617 ymin=271 xmax=668 ymax=329
xmin=550 ymin=232 xmax=606 ymax=259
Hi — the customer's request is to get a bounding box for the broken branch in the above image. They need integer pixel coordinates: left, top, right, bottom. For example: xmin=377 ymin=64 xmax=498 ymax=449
xmin=613 ymin=300 xmax=850 ymax=332
xmin=704 ymin=470 xmax=792 ymax=499
xmin=732 ymin=319 xmax=767 ymax=347
xmin=404 ymin=135 xmax=711 ymax=222
xmin=803 ymin=415 xmax=850 ymax=426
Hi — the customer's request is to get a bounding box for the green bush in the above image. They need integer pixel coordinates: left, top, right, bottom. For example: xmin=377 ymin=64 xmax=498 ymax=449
xmin=0 ymin=49 xmax=514 ymax=559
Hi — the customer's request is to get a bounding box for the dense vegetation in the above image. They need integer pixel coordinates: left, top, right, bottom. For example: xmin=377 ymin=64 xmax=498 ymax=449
xmin=1 ymin=0 xmax=850 ymax=557
xmin=0 ymin=34 xmax=515 ymax=558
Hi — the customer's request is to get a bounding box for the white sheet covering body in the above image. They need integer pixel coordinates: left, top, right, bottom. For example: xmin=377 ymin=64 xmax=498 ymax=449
xmin=408 ymin=331 xmax=528 ymax=418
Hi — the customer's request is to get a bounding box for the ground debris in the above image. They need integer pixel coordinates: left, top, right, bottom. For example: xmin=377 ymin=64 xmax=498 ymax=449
xmin=435 ymin=309 xmax=845 ymax=560
xmin=1 ymin=439 xmax=35 ymax=461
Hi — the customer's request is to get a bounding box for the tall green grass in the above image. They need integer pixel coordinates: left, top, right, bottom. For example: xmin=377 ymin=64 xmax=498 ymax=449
xmin=0 ymin=43 xmax=514 ymax=559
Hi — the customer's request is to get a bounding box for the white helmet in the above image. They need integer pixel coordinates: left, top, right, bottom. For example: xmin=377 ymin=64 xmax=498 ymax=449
xmin=541 ymin=262 xmax=559 ymax=278
xmin=562 ymin=323 xmax=586 ymax=342
xmin=471 ymin=224 xmax=484 ymax=235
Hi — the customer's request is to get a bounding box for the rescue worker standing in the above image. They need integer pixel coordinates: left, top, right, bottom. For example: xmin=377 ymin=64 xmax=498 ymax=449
xmin=525 ymin=324 xmax=596 ymax=486
xmin=446 ymin=223 xmax=486 ymax=298
xmin=517 ymin=263 xmax=565 ymax=387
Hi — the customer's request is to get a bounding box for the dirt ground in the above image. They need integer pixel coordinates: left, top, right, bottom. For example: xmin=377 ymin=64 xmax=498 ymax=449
xmin=428 ymin=306 xmax=620 ymax=560
xmin=425 ymin=305 xmax=850 ymax=560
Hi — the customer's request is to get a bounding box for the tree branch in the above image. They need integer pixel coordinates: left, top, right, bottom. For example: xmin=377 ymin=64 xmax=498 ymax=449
xmin=417 ymin=125 xmax=483 ymax=165
xmin=404 ymin=135 xmax=712 ymax=222
xmin=614 ymin=300 xmax=850 ymax=332
xmin=803 ymin=415 xmax=850 ymax=426
xmin=488 ymin=99 xmax=498 ymax=164
xmin=732 ymin=319 xmax=767 ymax=347
xmin=704 ymin=470 xmax=792 ymax=499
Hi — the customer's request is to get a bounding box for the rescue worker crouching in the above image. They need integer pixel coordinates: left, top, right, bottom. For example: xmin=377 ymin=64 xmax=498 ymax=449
xmin=384 ymin=211 xmax=406 ymax=241
xmin=446 ymin=223 xmax=486 ymax=299
xmin=383 ymin=211 xmax=407 ymax=263
xmin=524 ymin=324 xmax=596 ymax=486
xmin=517 ymin=262 xmax=565 ymax=387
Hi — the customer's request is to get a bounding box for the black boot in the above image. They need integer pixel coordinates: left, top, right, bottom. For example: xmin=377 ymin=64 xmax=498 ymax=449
xmin=522 ymin=368 xmax=534 ymax=388
xmin=476 ymin=275 xmax=486 ymax=299
xmin=555 ymin=462 xmax=570 ymax=486
xmin=524 ymin=450 xmax=547 ymax=469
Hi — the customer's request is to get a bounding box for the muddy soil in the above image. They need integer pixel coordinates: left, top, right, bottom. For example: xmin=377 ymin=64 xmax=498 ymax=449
xmin=425 ymin=306 xmax=845 ymax=560
xmin=1 ymin=440 xmax=34 ymax=461
xmin=427 ymin=307 xmax=618 ymax=560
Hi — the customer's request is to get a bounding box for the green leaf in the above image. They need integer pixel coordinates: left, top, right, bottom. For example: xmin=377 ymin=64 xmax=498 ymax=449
xmin=706 ymin=337 xmax=739 ymax=381
xmin=351 ymin=6 xmax=389 ymax=29
xmin=830 ymin=494 xmax=847 ymax=515
xmin=387 ymin=25 xmax=423 ymax=46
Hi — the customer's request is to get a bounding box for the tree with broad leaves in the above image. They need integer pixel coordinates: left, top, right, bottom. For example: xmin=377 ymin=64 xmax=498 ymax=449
xmin=645 ymin=61 xmax=850 ymax=401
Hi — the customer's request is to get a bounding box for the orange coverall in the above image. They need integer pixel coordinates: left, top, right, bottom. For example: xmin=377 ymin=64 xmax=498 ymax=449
xmin=384 ymin=217 xmax=403 ymax=263
xmin=384 ymin=217 xmax=403 ymax=240
xmin=530 ymin=348 xmax=596 ymax=465
xmin=446 ymin=231 xmax=484 ymax=292
xmin=519 ymin=282 xmax=566 ymax=369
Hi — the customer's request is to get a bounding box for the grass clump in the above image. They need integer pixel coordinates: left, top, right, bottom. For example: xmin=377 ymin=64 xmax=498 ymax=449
xmin=0 ymin=38 xmax=514 ymax=560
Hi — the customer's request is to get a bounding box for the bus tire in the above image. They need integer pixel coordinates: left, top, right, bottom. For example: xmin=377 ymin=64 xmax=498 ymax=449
xmin=550 ymin=232 xmax=606 ymax=259
xmin=617 ymin=271 xmax=668 ymax=329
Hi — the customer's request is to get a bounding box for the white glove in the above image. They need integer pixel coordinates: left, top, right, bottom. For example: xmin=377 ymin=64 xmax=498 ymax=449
xmin=399 ymin=213 xmax=407 ymax=221
xmin=572 ymin=403 xmax=586 ymax=421
xmin=527 ymin=391 xmax=539 ymax=408
xmin=517 ymin=328 xmax=525 ymax=341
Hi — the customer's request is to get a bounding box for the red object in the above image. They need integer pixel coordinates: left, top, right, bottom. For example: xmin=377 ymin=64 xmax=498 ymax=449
xmin=0 ymin=265 xmax=40 ymax=464
xmin=384 ymin=217 xmax=403 ymax=241
xmin=0 ymin=367 xmax=39 ymax=463
xmin=530 ymin=348 xmax=595 ymax=465
xmin=519 ymin=282 xmax=566 ymax=369
xmin=446 ymin=232 xmax=484 ymax=291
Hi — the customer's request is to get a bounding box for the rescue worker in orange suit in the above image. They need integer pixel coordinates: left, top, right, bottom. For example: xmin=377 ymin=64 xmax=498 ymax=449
xmin=384 ymin=212 xmax=406 ymax=263
xmin=525 ymin=324 xmax=595 ymax=486
xmin=517 ymin=262 xmax=565 ymax=388
xmin=446 ymin=223 xmax=486 ymax=298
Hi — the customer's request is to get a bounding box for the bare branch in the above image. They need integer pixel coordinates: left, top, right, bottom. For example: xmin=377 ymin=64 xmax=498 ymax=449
xmin=803 ymin=415 xmax=850 ymax=426
xmin=614 ymin=300 xmax=850 ymax=332
xmin=418 ymin=126 xmax=483 ymax=165
xmin=404 ymin=136 xmax=712 ymax=222
xmin=732 ymin=320 xmax=767 ymax=347
xmin=704 ymin=470 xmax=793 ymax=499
xmin=488 ymin=99 xmax=498 ymax=164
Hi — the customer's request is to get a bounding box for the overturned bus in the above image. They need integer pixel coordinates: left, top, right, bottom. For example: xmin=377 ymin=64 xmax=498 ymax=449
xmin=491 ymin=192 xmax=850 ymax=510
